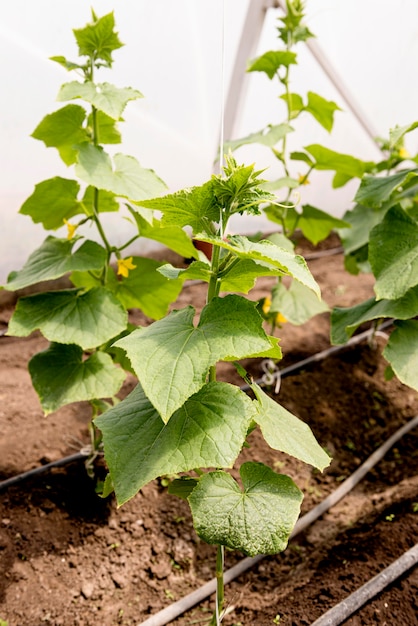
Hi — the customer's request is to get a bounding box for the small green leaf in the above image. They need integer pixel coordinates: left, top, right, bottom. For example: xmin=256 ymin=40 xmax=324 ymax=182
xmin=168 ymin=477 xmax=199 ymax=500
xmin=157 ymin=261 xmax=212 ymax=283
xmin=369 ymin=206 xmax=418 ymax=299
xmin=29 ymin=343 xmax=125 ymax=414
xmin=354 ymin=169 xmax=418 ymax=208
xmin=4 ymin=237 xmax=107 ymax=291
xmin=115 ymin=295 xmax=279 ymax=421
xmin=88 ymin=110 xmax=122 ymax=144
xmin=331 ymin=287 xmax=418 ymax=344
xmin=75 ymin=145 xmax=167 ymax=201
xmin=297 ymin=204 xmax=350 ymax=245
xmin=95 ymin=382 xmax=255 ymax=505
xmin=305 ymin=145 xmax=373 ymax=186
xmin=383 ymin=320 xmax=418 ymax=391
xmin=280 ymin=93 xmax=304 ymax=119
xmin=389 ymin=121 xmax=418 ymax=149
xmin=223 ymin=124 xmax=293 ymax=153
xmin=31 ymin=104 xmax=88 ymax=165
xmin=271 ymin=280 xmax=329 ymax=325
xmin=339 ymin=203 xmax=387 ymax=255
xmin=73 ymin=11 xmax=123 ymax=66
xmin=19 ymin=177 xmax=81 ymax=230
xmin=57 ymin=81 xmax=143 ymax=120
xmin=305 ymin=92 xmax=341 ymax=132
xmin=247 ymin=50 xmax=297 ymax=79
xmin=188 ymin=462 xmax=303 ymax=556
xmin=115 ymin=257 xmax=182 ymax=320
xmin=219 ymin=258 xmax=281 ymax=294
xmin=81 ymin=186 xmax=119 ymax=215
xmin=251 ymin=384 xmax=331 ymax=471
xmin=50 ymin=55 xmax=83 ymax=72
xmin=8 ymin=288 xmax=127 ymax=349
xmin=130 ymin=212 xmax=197 ymax=259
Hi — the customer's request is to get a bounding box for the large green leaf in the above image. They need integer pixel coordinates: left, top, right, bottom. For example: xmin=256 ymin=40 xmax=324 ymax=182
xmin=369 ymin=206 xmax=418 ymax=299
xmin=271 ymin=279 xmax=329 ymax=325
xmin=8 ymin=288 xmax=127 ymax=349
xmin=75 ymin=145 xmax=167 ymax=201
xmin=339 ymin=203 xmax=387 ymax=255
xmin=220 ymin=258 xmax=282 ymax=294
xmin=29 ymin=343 xmax=125 ymax=414
xmin=137 ymin=179 xmax=220 ymax=233
xmin=354 ymin=169 xmax=418 ymax=209
xmin=19 ymin=177 xmax=82 ymax=229
xmin=57 ymin=81 xmax=142 ymax=120
xmin=130 ymin=212 xmax=197 ymax=259
xmin=115 ymin=295 xmax=281 ymax=422
xmin=4 ymin=237 xmax=107 ymax=291
xmin=95 ymin=382 xmax=256 ymax=505
xmin=31 ymin=104 xmax=88 ymax=165
xmin=331 ymin=287 xmax=418 ymax=344
xmin=383 ymin=320 xmax=418 ymax=391
xmin=297 ymin=204 xmax=350 ymax=245
xmin=305 ymin=145 xmax=373 ymax=187
xmin=305 ymin=92 xmax=341 ymax=132
xmin=188 ymin=462 xmax=303 ymax=556
xmin=194 ymin=235 xmax=320 ymax=297
xmin=251 ymin=384 xmax=330 ymax=471
xmin=114 ymin=257 xmax=182 ymax=320
xmin=223 ymin=124 xmax=293 ymax=153
xmin=247 ymin=50 xmax=297 ymax=79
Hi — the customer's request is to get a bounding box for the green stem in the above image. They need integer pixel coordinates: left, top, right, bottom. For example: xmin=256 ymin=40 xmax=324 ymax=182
xmin=209 ymin=544 xmax=225 ymax=626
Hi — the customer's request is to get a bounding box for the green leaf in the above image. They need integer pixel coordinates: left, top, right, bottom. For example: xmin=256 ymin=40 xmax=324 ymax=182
xmin=354 ymin=169 xmax=418 ymax=208
xmin=114 ymin=257 xmax=182 ymax=320
xmin=223 ymin=124 xmax=293 ymax=153
xmin=19 ymin=177 xmax=81 ymax=230
xmin=261 ymin=176 xmax=299 ymax=192
xmin=130 ymin=212 xmax=197 ymax=259
xmin=57 ymin=81 xmax=143 ymax=120
xmin=290 ymin=151 xmax=314 ymax=167
xmin=219 ymin=258 xmax=281 ymax=294
xmin=8 ymin=288 xmax=127 ymax=349
xmin=168 ymin=477 xmax=199 ymax=500
xmin=73 ymin=12 xmax=123 ymax=66
xmin=88 ymin=110 xmax=122 ymax=144
xmin=29 ymin=343 xmax=125 ymax=414
xmin=297 ymin=204 xmax=350 ymax=245
xmin=369 ymin=206 xmax=418 ymax=299
xmin=247 ymin=51 xmax=297 ymax=79
xmin=81 ymin=186 xmax=119 ymax=215
xmin=75 ymin=144 xmax=167 ymax=201
xmin=280 ymin=93 xmax=304 ymax=119
xmin=4 ymin=237 xmax=107 ymax=291
xmin=383 ymin=320 xmax=418 ymax=391
xmin=305 ymin=145 xmax=373 ymax=187
xmin=31 ymin=104 xmax=88 ymax=165
xmin=331 ymin=287 xmax=418 ymax=344
xmin=270 ymin=280 xmax=329 ymax=325
xmin=188 ymin=462 xmax=303 ymax=556
xmin=95 ymin=381 xmax=256 ymax=505
xmin=195 ymin=235 xmax=321 ymax=297
xmin=115 ymin=295 xmax=280 ymax=422
xmin=157 ymin=261 xmax=212 ymax=284
xmin=389 ymin=121 xmax=418 ymax=149
xmin=137 ymin=179 xmax=220 ymax=233
xmin=305 ymin=92 xmax=341 ymax=132
xmin=339 ymin=203 xmax=387 ymax=255
xmin=251 ymin=384 xmax=331 ymax=471
xmin=50 ymin=55 xmax=83 ymax=72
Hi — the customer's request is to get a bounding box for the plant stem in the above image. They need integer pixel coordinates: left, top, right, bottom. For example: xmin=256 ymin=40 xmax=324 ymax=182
xmin=209 ymin=544 xmax=225 ymax=626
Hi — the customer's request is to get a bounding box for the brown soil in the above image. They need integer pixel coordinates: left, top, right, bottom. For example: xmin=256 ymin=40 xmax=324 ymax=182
xmin=0 ymin=234 xmax=417 ymax=626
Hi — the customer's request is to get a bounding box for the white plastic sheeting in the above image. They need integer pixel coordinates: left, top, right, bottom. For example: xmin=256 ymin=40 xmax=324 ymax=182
xmin=1 ymin=1 xmax=418 ymax=281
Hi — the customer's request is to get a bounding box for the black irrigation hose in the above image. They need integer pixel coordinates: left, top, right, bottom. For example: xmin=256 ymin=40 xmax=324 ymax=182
xmin=138 ymin=413 xmax=418 ymax=626
xmin=0 ymin=451 xmax=89 ymax=492
xmin=310 ymin=543 xmax=418 ymax=626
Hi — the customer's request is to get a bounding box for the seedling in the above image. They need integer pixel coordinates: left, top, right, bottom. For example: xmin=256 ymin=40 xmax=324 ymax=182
xmin=96 ymin=154 xmax=331 ymax=622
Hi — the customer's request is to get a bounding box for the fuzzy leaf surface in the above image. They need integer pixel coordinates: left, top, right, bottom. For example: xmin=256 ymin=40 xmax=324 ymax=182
xmin=369 ymin=206 xmax=418 ymax=299
xmin=331 ymin=287 xmax=418 ymax=344
xmin=29 ymin=343 xmax=125 ymax=414
xmin=251 ymin=384 xmax=330 ymax=471
xmin=95 ymin=382 xmax=255 ymax=505
xmin=188 ymin=462 xmax=303 ymax=556
xmin=57 ymin=81 xmax=142 ymax=120
xmin=115 ymin=295 xmax=281 ymax=421
xmin=8 ymin=288 xmax=127 ymax=349
xmin=383 ymin=320 xmax=418 ymax=391
xmin=19 ymin=177 xmax=81 ymax=229
xmin=75 ymin=145 xmax=167 ymax=201
xmin=4 ymin=237 xmax=107 ymax=291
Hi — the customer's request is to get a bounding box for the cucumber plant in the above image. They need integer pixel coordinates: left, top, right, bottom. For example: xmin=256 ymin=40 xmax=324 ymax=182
xmin=330 ymin=122 xmax=418 ymax=392
xmin=2 ymin=11 xmax=197 ymax=455
xmin=96 ymin=154 xmax=331 ymax=623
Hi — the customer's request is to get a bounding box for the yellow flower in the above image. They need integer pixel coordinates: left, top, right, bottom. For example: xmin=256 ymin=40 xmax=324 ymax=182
xmin=298 ymin=173 xmax=310 ymax=185
xmin=275 ymin=312 xmax=287 ymax=325
xmin=117 ymin=256 xmax=136 ymax=278
xmin=63 ymin=218 xmax=77 ymax=240
xmin=399 ymin=147 xmax=410 ymax=159
xmin=262 ymin=297 xmax=271 ymax=315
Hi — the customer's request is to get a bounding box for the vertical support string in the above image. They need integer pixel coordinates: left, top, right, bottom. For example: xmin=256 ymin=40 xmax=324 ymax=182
xmin=219 ymin=0 xmax=227 ymax=238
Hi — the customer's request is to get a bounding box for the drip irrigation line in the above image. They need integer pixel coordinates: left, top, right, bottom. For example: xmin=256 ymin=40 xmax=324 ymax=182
xmin=137 ymin=413 xmax=418 ymax=626
xmin=310 ymin=542 xmax=418 ymax=626
xmin=0 ymin=451 xmax=89 ymax=492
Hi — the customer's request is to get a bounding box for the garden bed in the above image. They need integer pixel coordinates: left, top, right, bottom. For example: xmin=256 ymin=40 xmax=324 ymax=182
xmin=0 ymin=234 xmax=417 ymax=626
